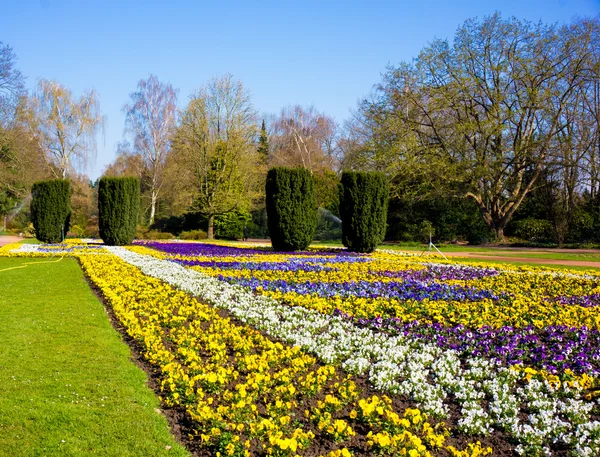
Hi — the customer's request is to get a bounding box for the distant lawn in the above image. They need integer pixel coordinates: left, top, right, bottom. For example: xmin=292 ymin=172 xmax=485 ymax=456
xmin=379 ymin=242 xmax=500 ymax=253
xmin=311 ymin=241 xmax=600 ymax=271
xmin=435 ymin=256 xmax=600 ymax=272
xmin=472 ymin=251 xmax=600 ymax=262
xmin=19 ymin=238 xmax=41 ymax=244
xmin=0 ymin=257 xmax=189 ymax=457
xmin=312 ymin=240 xmax=500 ymax=252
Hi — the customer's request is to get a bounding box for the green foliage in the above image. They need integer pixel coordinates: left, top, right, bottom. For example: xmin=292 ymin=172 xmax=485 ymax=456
xmin=142 ymin=230 xmax=174 ymax=240
xmin=385 ymin=196 xmax=491 ymax=245
xmin=98 ymin=176 xmax=140 ymax=246
xmin=339 ymin=171 xmax=389 ymax=253
xmin=314 ymin=208 xmax=342 ymax=241
xmin=248 ymin=207 xmax=269 ymax=238
xmin=257 ymin=119 xmax=269 ymax=164
xmin=266 ymin=167 xmax=317 ymax=251
xmin=83 ymin=217 xmax=100 ymax=238
xmin=314 ymin=169 xmax=340 ymax=214
xmin=30 ymin=179 xmax=71 ymax=243
xmin=567 ymin=208 xmax=595 ymax=243
xmin=215 ymin=210 xmax=251 ymax=240
xmin=150 ymin=215 xmax=185 ymax=236
xmin=180 ymin=229 xmax=208 ymax=240
xmin=511 ymin=218 xmax=554 ymax=242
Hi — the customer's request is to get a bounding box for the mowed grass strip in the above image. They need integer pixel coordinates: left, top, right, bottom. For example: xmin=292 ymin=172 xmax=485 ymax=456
xmin=0 ymin=257 xmax=189 ymax=457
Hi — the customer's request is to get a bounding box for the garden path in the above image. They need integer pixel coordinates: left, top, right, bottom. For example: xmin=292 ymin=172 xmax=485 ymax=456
xmin=0 ymin=236 xmax=22 ymax=247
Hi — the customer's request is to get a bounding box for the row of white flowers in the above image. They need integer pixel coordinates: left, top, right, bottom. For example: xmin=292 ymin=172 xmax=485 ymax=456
xmin=102 ymin=246 xmax=600 ymax=456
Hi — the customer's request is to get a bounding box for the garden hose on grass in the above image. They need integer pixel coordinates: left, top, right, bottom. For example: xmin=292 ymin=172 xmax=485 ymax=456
xmin=0 ymin=256 xmax=65 ymax=273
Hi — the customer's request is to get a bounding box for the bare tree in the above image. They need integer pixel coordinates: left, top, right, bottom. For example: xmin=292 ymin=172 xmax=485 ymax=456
xmin=577 ymin=17 xmax=600 ymax=206
xmin=28 ymin=79 xmax=104 ymax=179
xmin=0 ymin=42 xmax=25 ymax=126
xmin=123 ymin=75 xmax=177 ymax=223
xmin=172 ymin=74 xmax=259 ymax=238
xmin=269 ymin=105 xmax=337 ymax=173
xmin=102 ymin=141 xmax=145 ymax=178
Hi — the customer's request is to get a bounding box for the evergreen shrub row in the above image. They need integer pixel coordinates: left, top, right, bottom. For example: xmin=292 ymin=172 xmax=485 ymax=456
xmin=265 ymin=168 xmax=389 ymax=253
xmin=30 ymin=171 xmax=387 ymax=251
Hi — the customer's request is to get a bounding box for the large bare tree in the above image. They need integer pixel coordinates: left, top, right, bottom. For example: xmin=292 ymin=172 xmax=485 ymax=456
xmin=123 ymin=75 xmax=177 ymax=223
xmin=28 ymin=79 xmax=104 ymax=179
xmin=172 ymin=75 xmax=259 ymax=239
xmin=269 ymin=105 xmax=337 ymax=173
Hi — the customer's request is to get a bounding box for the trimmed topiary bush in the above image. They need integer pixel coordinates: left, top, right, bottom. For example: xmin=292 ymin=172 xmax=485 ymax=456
xmin=266 ymin=167 xmax=317 ymax=251
xmin=339 ymin=171 xmax=389 ymax=253
xmin=98 ymin=176 xmax=140 ymax=246
xmin=30 ymin=179 xmax=71 ymax=243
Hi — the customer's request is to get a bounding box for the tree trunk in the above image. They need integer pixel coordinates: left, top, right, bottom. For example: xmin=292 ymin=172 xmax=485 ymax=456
xmin=468 ymin=194 xmax=507 ymax=244
xmin=207 ymin=214 xmax=214 ymax=239
xmin=495 ymin=226 xmax=505 ymax=243
xmin=149 ymin=190 xmax=157 ymax=224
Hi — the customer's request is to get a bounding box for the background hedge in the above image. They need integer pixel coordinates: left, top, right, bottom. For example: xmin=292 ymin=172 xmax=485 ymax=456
xmin=266 ymin=167 xmax=317 ymax=251
xmin=98 ymin=176 xmax=140 ymax=246
xmin=30 ymin=179 xmax=71 ymax=243
xmin=339 ymin=171 xmax=389 ymax=253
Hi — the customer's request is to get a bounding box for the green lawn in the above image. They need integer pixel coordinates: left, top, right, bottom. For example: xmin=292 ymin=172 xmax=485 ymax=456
xmin=436 ymin=256 xmax=600 ymax=272
xmin=312 ymin=240 xmax=500 ymax=252
xmin=471 ymin=251 xmax=600 ymax=261
xmin=320 ymin=240 xmax=600 ymax=264
xmin=19 ymin=238 xmax=41 ymax=244
xmin=379 ymin=243 xmax=600 ymax=262
xmin=0 ymin=257 xmax=189 ymax=457
xmin=379 ymin=242 xmax=499 ymax=252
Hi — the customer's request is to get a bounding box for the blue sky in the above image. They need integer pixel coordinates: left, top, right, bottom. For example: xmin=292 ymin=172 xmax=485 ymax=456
xmin=3 ymin=0 xmax=600 ymax=180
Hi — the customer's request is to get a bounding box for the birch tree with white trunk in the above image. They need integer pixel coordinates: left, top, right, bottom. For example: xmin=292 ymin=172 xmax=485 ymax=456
xmin=123 ymin=74 xmax=177 ymax=224
xmin=29 ymin=79 xmax=104 ymax=179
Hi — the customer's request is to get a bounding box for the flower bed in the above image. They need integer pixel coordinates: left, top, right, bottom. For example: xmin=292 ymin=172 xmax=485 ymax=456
xmin=127 ymin=241 xmax=600 ymax=457
xmin=79 ymin=250 xmax=489 ymax=457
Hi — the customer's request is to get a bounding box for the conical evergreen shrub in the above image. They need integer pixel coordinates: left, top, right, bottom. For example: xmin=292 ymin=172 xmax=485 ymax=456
xmin=339 ymin=171 xmax=389 ymax=253
xmin=30 ymin=179 xmax=71 ymax=243
xmin=266 ymin=167 xmax=316 ymax=251
xmin=98 ymin=176 xmax=140 ymax=246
